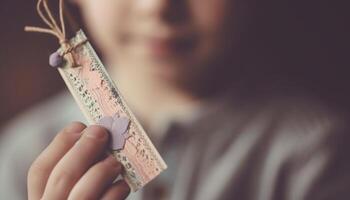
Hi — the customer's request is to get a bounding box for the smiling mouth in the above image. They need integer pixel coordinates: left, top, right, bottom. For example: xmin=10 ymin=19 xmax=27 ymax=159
xmin=145 ymin=35 xmax=196 ymax=57
xmin=122 ymin=31 xmax=197 ymax=59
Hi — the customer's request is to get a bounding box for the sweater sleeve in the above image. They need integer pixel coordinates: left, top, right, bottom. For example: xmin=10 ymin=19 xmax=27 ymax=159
xmin=0 ymin=119 xmax=53 ymax=200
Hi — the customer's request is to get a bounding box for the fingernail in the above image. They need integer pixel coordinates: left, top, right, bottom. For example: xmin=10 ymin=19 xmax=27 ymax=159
xmin=119 ymin=180 xmax=131 ymax=195
xmin=85 ymin=126 xmax=107 ymax=139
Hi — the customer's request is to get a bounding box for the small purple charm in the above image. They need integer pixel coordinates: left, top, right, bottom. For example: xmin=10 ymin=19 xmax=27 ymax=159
xmin=98 ymin=115 xmax=131 ymax=150
xmin=49 ymin=51 xmax=63 ymax=68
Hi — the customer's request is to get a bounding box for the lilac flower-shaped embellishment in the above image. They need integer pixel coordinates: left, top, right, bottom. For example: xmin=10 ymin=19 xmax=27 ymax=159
xmin=98 ymin=115 xmax=131 ymax=151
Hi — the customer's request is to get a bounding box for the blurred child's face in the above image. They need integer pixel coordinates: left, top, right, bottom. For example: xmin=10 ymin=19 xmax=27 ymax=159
xmin=77 ymin=0 xmax=234 ymax=82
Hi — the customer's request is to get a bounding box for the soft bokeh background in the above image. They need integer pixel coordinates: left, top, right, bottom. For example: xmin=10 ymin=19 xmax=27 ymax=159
xmin=0 ymin=0 xmax=349 ymax=131
xmin=0 ymin=0 xmax=81 ymax=130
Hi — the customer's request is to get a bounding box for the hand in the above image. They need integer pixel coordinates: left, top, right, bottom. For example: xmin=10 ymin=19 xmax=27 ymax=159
xmin=27 ymin=122 xmax=130 ymax=200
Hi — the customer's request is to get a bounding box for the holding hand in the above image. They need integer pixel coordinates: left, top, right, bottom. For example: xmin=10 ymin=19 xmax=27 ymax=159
xmin=27 ymin=122 xmax=130 ymax=200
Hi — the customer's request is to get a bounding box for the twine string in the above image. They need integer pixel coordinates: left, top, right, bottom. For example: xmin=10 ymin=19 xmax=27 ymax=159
xmin=24 ymin=0 xmax=86 ymax=67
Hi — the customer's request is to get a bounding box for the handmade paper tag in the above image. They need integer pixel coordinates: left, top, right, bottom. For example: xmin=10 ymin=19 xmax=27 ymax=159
xmin=56 ymin=30 xmax=167 ymax=191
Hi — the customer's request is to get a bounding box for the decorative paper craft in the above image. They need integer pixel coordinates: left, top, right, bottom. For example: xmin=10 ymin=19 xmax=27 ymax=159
xmin=98 ymin=115 xmax=131 ymax=151
xmin=24 ymin=0 xmax=167 ymax=192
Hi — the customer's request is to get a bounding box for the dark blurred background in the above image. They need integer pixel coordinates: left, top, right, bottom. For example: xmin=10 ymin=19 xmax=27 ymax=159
xmin=0 ymin=0 xmax=80 ymax=130
xmin=0 ymin=0 xmax=348 ymax=132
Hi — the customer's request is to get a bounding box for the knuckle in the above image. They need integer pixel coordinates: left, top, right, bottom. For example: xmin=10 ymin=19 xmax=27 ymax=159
xmin=49 ymin=169 xmax=79 ymax=189
xmin=28 ymin=161 xmax=47 ymax=181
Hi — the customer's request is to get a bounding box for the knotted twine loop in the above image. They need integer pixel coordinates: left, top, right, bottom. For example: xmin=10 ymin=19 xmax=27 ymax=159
xmin=24 ymin=0 xmax=86 ymax=67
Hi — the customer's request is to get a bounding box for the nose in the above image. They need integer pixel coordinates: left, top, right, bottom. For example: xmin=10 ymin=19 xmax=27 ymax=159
xmin=135 ymin=0 xmax=187 ymax=24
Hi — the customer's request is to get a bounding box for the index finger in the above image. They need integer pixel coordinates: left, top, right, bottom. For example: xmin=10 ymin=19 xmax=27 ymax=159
xmin=42 ymin=125 xmax=110 ymax=200
xmin=28 ymin=122 xmax=86 ymax=200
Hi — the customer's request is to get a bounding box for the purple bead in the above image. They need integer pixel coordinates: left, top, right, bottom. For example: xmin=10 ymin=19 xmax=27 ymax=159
xmin=49 ymin=51 xmax=63 ymax=68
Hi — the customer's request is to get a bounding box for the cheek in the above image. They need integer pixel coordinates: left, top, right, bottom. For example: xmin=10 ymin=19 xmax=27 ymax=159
xmin=189 ymin=0 xmax=231 ymax=61
xmin=190 ymin=0 xmax=229 ymax=33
